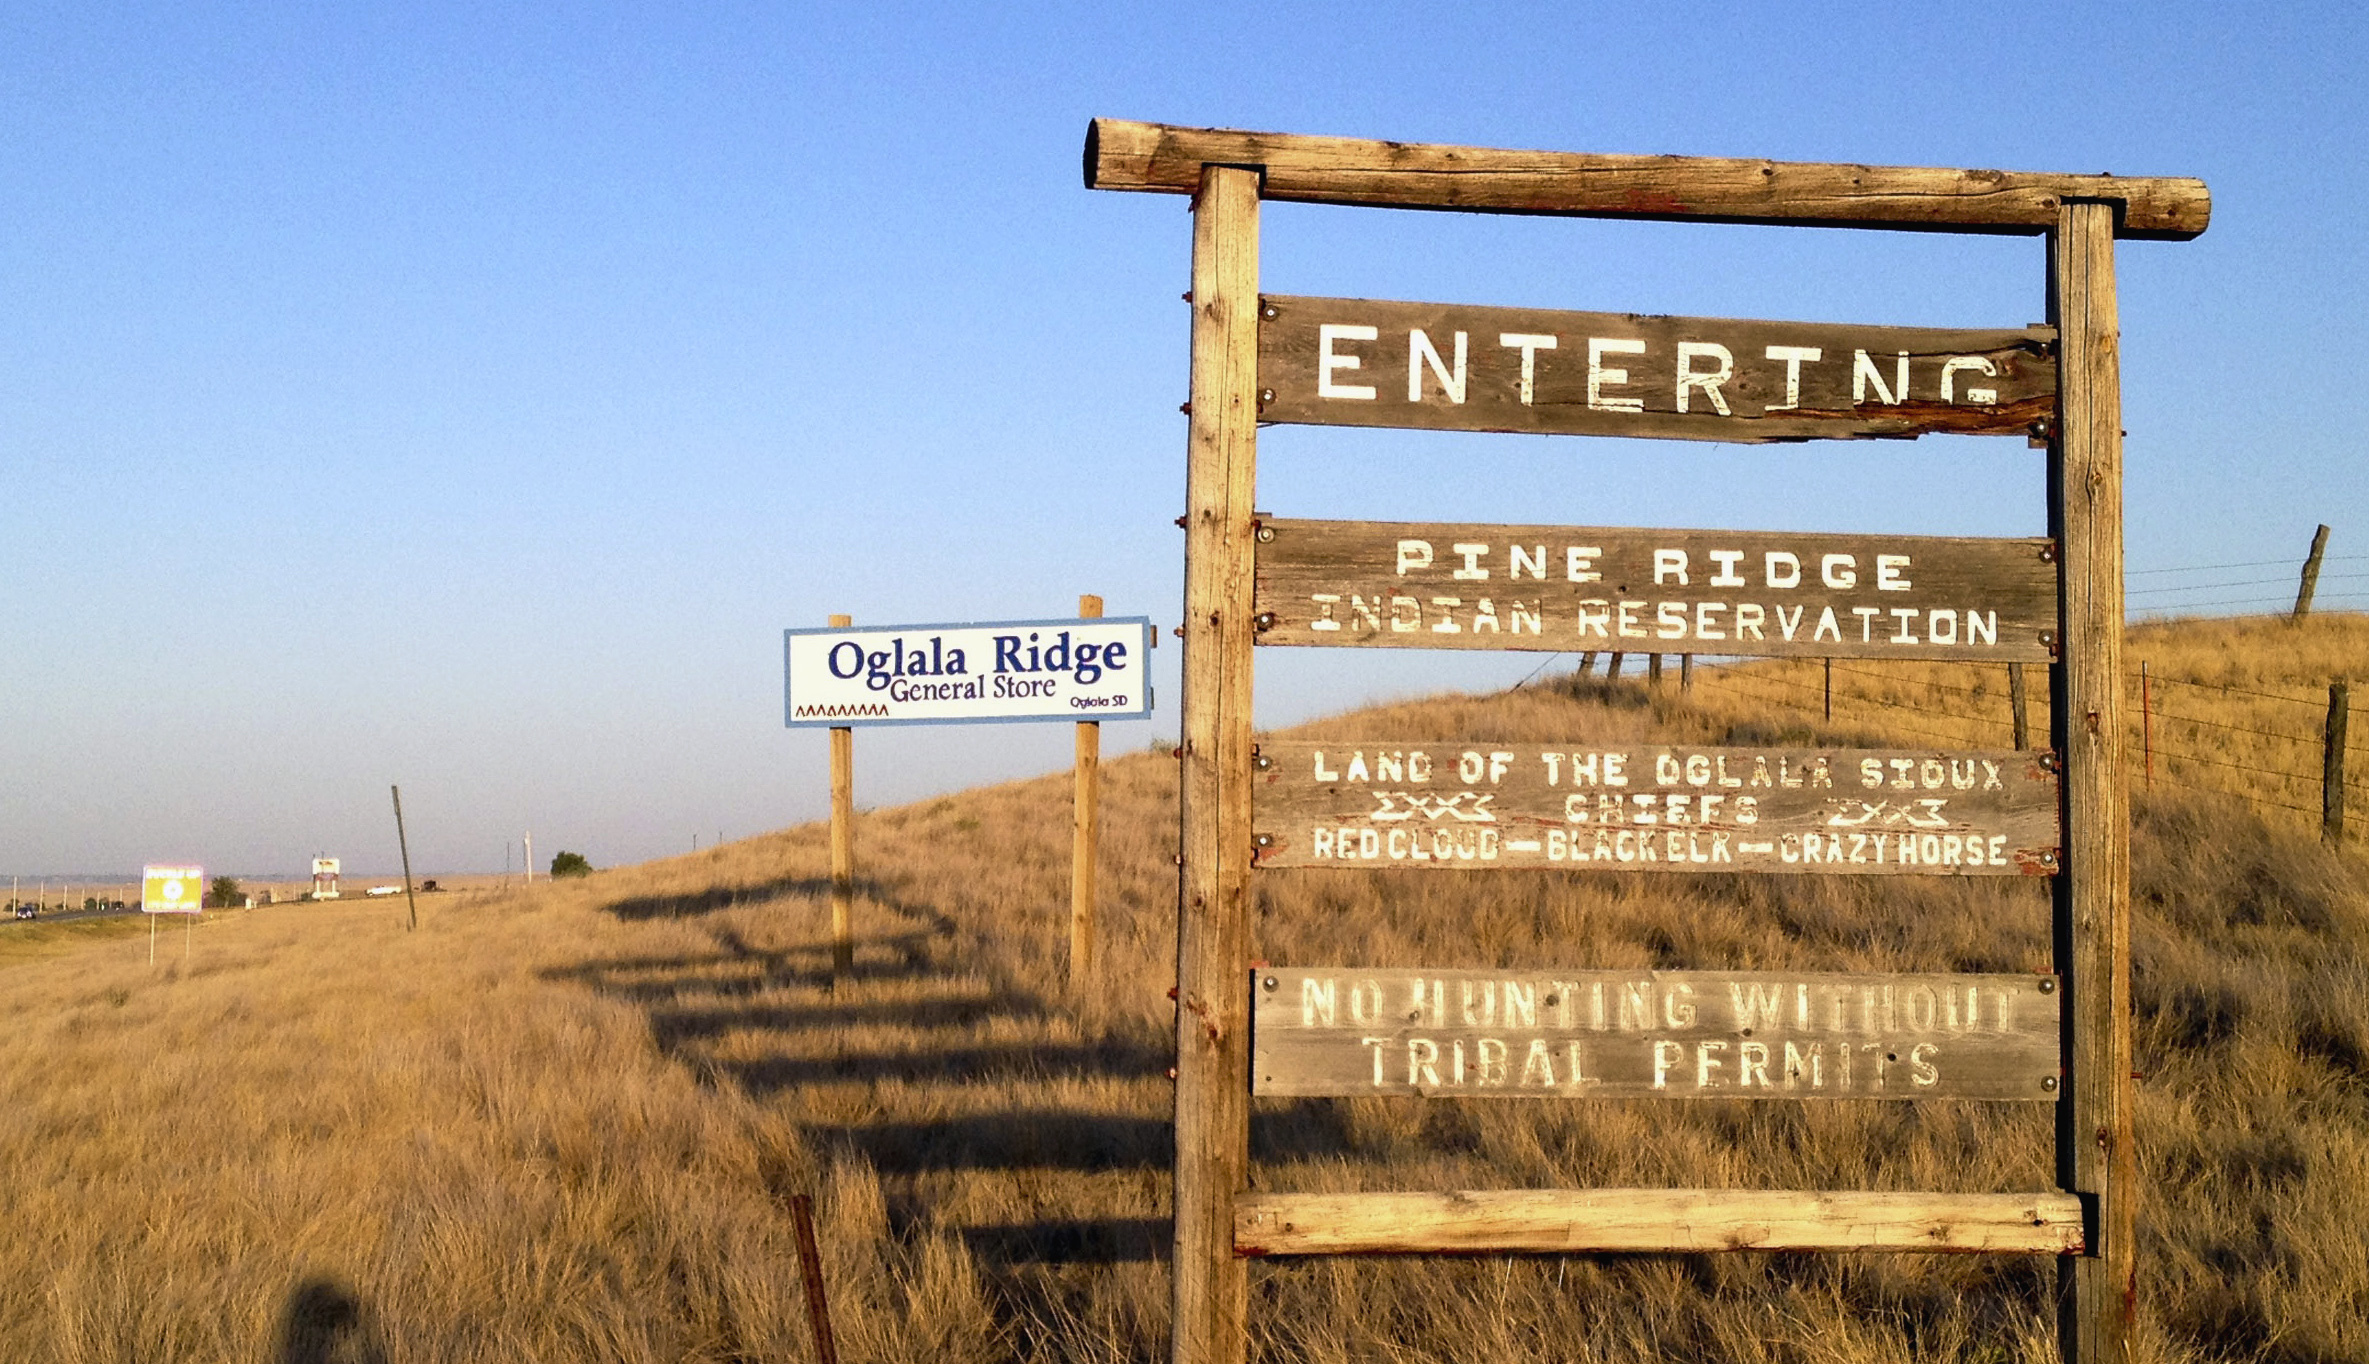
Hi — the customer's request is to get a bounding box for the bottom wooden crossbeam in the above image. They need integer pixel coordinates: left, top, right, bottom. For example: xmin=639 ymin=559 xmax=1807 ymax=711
xmin=1235 ymin=1189 xmax=2085 ymax=1256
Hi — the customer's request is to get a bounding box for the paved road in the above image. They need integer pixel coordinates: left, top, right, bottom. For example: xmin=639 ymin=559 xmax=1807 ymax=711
xmin=4 ymin=906 xmax=142 ymax=927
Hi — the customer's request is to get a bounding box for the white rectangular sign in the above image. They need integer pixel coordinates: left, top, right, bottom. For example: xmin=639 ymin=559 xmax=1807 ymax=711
xmin=142 ymin=865 xmax=204 ymax=915
xmin=784 ymin=617 xmax=1154 ymax=727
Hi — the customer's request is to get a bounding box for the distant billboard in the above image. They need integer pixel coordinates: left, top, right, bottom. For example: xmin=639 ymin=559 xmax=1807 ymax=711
xmin=311 ymin=858 xmax=341 ymax=900
xmin=785 ymin=617 xmax=1154 ymax=728
xmin=142 ymin=865 xmax=204 ymax=915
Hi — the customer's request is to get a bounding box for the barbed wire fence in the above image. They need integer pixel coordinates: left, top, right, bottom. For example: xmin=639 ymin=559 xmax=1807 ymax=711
xmin=1526 ymin=534 xmax=2362 ymax=843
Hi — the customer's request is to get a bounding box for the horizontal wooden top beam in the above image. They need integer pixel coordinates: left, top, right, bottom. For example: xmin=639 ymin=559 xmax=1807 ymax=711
xmin=1085 ymin=119 xmax=2210 ymax=241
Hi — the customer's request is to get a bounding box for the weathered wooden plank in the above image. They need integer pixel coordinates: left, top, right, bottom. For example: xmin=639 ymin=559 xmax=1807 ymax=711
xmin=1174 ymin=166 xmax=1260 ymax=1364
xmin=1252 ymin=741 xmax=2059 ymax=876
xmin=1234 ymin=1189 xmax=2087 ymax=1256
xmin=1253 ymin=519 xmax=2056 ymax=661
xmin=2050 ymin=201 xmax=2134 ymax=1364
xmin=1085 ymin=118 xmax=2211 ymax=241
xmin=1252 ymin=967 xmax=2060 ymax=1101
xmin=1257 ymin=296 xmax=2055 ymax=442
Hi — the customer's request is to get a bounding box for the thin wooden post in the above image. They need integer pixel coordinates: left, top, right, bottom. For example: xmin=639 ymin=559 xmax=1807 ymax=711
xmin=1606 ymin=651 xmax=1625 ymax=679
xmin=390 ymin=785 xmax=418 ymax=933
xmin=1648 ymin=653 xmax=1664 ymax=688
xmin=1823 ymin=657 xmax=1833 ymax=721
xmin=1071 ymin=594 xmax=1104 ymax=983
xmin=2140 ymin=662 xmax=2154 ymax=789
xmin=2050 ymin=200 xmax=2134 ymax=1364
xmin=2294 ymin=524 xmax=2332 ymax=618
xmin=1680 ymin=654 xmax=1694 ymax=693
xmin=2326 ymin=681 xmax=2350 ymax=845
xmin=1174 ymin=163 xmax=1259 ymax=1364
xmin=828 ymin=613 xmax=856 ymax=979
xmin=2010 ymin=662 xmax=2031 ymax=749
xmin=790 ymin=1194 xmax=840 ymax=1364
xmin=1576 ymin=651 xmax=1595 ymax=677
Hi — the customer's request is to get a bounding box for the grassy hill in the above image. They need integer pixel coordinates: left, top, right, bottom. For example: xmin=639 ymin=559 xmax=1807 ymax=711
xmin=2 ymin=616 xmax=2363 ymax=1363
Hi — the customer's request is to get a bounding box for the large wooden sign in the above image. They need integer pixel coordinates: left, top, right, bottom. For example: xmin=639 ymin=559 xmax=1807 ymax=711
xmin=1252 ymin=967 xmax=2060 ymax=1101
xmin=1252 ymin=741 xmax=2058 ymax=875
xmin=1088 ymin=119 xmax=2197 ymax=1364
xmin=1257 ymin=296 xmax=2056 ymax=442
xmin=1254 ymin=519 xmax=2056 ymax=661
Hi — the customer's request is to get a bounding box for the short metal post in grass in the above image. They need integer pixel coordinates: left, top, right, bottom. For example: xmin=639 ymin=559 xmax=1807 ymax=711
xmin=790 ymin=1194 xmax=840 ymax=1364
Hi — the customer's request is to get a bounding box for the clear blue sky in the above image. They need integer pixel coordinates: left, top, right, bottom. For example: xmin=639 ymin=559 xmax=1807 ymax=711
xmin=4 ymin=2 xmax=2362 ymax=877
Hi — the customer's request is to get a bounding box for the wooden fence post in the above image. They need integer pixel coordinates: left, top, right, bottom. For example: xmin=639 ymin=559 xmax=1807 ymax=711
xmin=2050 ymin=200 xmax=2135 ymax=1364
xmin=2294 ymin=524 xmax=2332 ymax=618
xmin=1174 ymin=163 xmax=1260 ymax=1364
xmin=1576 ymin=651 xmax=1596 ymax=677
xmin=1823 ymin=657 xmax=1833 ymax=721
xmin=2326 ymin=681 xmax=2350 ymax=845
xmin=2010 ymin=662 xmax=2031 ymax=750
xmin=828 ymin=613 xmax=856 ymax=979
xmin=1072 ymin=594 xmax=1104 ymax=982
xmin=1680 ymin=654 xmax=1694 ymax=693
xmin=1606 ymin=651 xmax=1625 ymax=679
xmin=1648 ymin=653 xmax=1664 ymax=688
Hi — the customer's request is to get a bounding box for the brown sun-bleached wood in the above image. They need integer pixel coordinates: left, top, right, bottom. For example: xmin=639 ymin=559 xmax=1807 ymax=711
xmin=1173 ymin=165 xmax=1260 ymax=1364
xmin=2049 ymin=202 xmax=2133 ymax=1364
xmin=827 ymin=613 xmax=855 ymax=979
xmin=1251 ymin=966 xmax=2062 ymax=1101
xmin=1070 ymin=594 xmax=1103 ymax=983
xmin=1234 ymin=1190 xmax=2087 ymax=1257
xmin=1085 ymin=118 xmax=2210 ymax=240
xmin=1251 ymin=519 xmax=2059 ymax=661
xmin=1256 ymin=296 xmax=2057 ymax=442
xmin=1249 ymin=741 xmax=2060 ymax=876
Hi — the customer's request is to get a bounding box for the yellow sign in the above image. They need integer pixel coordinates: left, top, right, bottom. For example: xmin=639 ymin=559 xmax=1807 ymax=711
xmin=142 ymin=865 xmax=205 ymax=915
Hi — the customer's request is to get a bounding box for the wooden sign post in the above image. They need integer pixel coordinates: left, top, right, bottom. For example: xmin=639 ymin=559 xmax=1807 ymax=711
xmin=1072 ymin=594 xmax=1103 ymax=981
xmin=1091 ymin=118 xmax=2207 ymax=1364
xmin=828 ymin=613 xmax=857 ymax=978
xmin=786 ymin=609 xmax=1154 ymax=983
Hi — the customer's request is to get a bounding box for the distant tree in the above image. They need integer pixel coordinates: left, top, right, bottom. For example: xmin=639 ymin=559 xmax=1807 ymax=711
xmin=549 ymin=851 xmax=593 ymax=879
xmin=208 ymin=875 xmax=242 ymax=908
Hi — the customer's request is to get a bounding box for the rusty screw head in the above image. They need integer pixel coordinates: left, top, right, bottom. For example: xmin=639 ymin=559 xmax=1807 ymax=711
xmin=1260 ymin=303 xmax=1277 ymax=319
xmin=1260 ymin=388 xmax=1276 ymax=404
xmin=1253 ymin=753 xmax=1272 ymax=771
xmin=1253 ymin=833 xmax=1273 ymax=849
xmin=1262 ymin=976 xmax=1278 ymax=991
xmin=2038 ymin=977 xmax=2057 ymax=994
xmin=1254 ymin=612 xmax=1277 ymax=631
xmin=2041 ymin=1076 xmax=2060 ymax=1092
xmin=1256 ymin=525 xmax=1275 ymax=543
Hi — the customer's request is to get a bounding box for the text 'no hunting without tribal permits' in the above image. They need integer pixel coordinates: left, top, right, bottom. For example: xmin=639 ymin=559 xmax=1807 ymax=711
xmin=1253 ymin=520 xmax=2056 ymax=661
xmin=1252 ymin=967 xmax=2061 ymax=1101
xmin=1251 ymin=742 xmax=2060 ymax=875
xmin=1257 ymin=295 xmax=2056 ymax=442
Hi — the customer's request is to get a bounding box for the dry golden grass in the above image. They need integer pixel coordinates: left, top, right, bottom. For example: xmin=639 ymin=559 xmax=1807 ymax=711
xmin=1 ymin=615 xmax=2363 ymax=1363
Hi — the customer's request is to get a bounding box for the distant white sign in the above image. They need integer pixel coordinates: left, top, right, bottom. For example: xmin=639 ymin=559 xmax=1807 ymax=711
xmin=785 ymin=617 xmax=1154 ymax=727
xmin=142 ymin=865 xmax=204 ymax=915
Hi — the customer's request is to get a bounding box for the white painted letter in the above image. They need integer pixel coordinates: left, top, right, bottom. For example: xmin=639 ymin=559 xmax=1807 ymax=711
xmin=1318 ymin=324 xmax=1379 ymax=400
xmin=1409 ymin=329 xmax=1469 ymax=404
xmin=1498 ymin=333 xmax=1558 ymax=405
xmin=1587 ymin=337 xmax=1646 ymax=413
xmin=1674 ymin=341 xmax=1734 ymax=415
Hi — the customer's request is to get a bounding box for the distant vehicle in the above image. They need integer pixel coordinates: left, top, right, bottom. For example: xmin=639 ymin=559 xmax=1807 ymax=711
xmin=11 ymin=904 xmax=34 ymax=920
xmin=365 ymin=886 xmax=401 ymax=897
